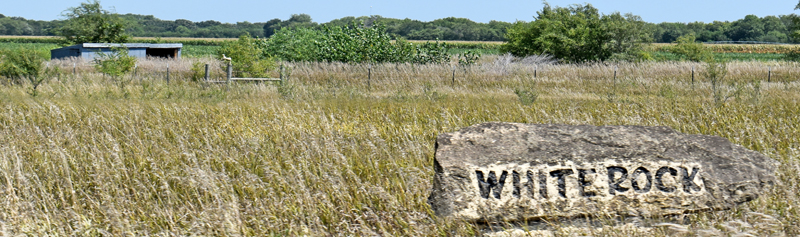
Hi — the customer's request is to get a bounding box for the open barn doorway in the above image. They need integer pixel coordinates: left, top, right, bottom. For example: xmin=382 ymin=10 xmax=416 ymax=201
xmin=146 ymin=48 xmax=179 ymax=58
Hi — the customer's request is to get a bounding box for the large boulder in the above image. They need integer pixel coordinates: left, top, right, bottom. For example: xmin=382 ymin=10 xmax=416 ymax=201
xmin=428 ymin=123 xmax=778 ymax=222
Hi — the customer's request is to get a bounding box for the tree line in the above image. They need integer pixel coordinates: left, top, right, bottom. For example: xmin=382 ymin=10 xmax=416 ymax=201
xmin=2 ymin=10 xmax=799 ymax=43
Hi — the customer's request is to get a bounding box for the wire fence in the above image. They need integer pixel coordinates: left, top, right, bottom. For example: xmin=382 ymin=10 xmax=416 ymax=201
xmin=17 ymin=57 xmax=800 ymax=89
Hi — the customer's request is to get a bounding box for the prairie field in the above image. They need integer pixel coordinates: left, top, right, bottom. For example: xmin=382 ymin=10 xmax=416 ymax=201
xmin=1 ymin=56 xmax=800 ymax=236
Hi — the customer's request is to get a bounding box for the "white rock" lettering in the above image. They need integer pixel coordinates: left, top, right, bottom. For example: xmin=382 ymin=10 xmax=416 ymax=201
xmin=475 ymin=165 xmax=703 ymax=199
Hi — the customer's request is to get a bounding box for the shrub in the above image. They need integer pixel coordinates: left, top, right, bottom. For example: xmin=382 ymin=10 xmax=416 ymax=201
xmin=457 ymin=50 xmax=481 ymax=66
xmin=411 ymin=40 xmax=451 ymax=64
xmin=704 ymin=58 xmax=729 ymax=105
xmin=260 ymin=22 xmax=455 ymax=64
xmin=316 ymin=22 xmax=452 ymax=64
xmin=501 ymin=3 xmax=652 ymax=63
xmin=190 ymin=61 xmax=207 ymax=82
xmin=217 ymin=34 xmax=276 ymax=78
xmin=669 ymin=34 xmax=712 ymax=62
xmin=317 ymin=23 xmax=409 ymax=63
xmin=262 ymin=27 xmax=323 ymax=62
xmin=514 ymin=88 xmax=538 ymax=105
xmin=0 ymin=47 xmax=46 ymax=82
xmin=94 ymin=46 xmax=137 ymax=90
xmin=0 ymin=47 xmax=49 ymax=96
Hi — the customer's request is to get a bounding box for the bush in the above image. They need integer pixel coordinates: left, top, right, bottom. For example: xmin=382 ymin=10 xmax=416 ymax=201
xmin=501 ymin=3 xmax=652 ymax=63
xmin=94 ymin=46 xmax=137 ymax=89
xmin=259 ymin=22 xmax=457 ymax=64
xmin=411 ymin=40 xmax=451 ymax=64
xmin=457 ymin=50 xmax=481 ymax=66
xmin=265 ymin=22 xmax=454 ymax=64
xmin=704 ymin=58 xmax=729 ymax=105
xmin=784 ymin=50 xmax=800 ymax=61
xmin=317 ymin=23 xmax=411 ymax=63
xmin=263 ymin=27 xmax=323 ymax=62
xmin=670 ymin=34 xmax=712 ymax=62
xmin=0 ymin=47 xmax=46 ymax=82
xmin=514 ymin=88 xmax=538 ymax=105
xmin=0 ymin=47 xmax=50 ymax=96
xmin=217 ymin=34 xmax=276 ymax=78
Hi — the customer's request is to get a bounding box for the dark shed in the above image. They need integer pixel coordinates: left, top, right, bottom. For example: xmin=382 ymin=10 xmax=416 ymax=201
xmin=50 ymin=43 xmax=183 ymax=60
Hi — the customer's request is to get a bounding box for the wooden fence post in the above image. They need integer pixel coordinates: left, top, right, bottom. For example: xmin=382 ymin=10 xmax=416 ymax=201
xmin=226 ymin=63 xmax=232 ymax=85
xmin=368 ymin=64 xmax=372 ymax=91
xmin=452 ymin=65 xmax=456 ymax=86
xmin=166 ymin=63 xmax=170 ymax=84
xmin=691 ymin=66 xmax=695 ymax=85
xmin=134 ymin=64 xmax=139 ymax=83
xmin=279 ymin=64 xmax=285 ymax=85
xmin=204 ymin=64 xmax=210 ymax=82
xmin=768 ymin=66 xmax=771 ymax=82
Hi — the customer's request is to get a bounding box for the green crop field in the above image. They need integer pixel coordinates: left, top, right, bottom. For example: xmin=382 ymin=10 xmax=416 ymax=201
xmin=0 ymin=58 xmax=799 ymax=235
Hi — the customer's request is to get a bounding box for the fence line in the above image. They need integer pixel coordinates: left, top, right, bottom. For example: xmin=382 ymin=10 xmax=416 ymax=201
xmin=25 ymin=59 xmax=800 ymax=89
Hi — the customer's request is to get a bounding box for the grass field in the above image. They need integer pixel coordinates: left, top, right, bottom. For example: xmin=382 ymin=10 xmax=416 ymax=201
xmin=0 ymin=57 xmax=799 ymax=235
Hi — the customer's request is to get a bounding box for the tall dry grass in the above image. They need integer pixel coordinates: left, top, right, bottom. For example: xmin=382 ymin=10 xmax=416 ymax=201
xmin=0 ymin=56 xmax=799 ymax=235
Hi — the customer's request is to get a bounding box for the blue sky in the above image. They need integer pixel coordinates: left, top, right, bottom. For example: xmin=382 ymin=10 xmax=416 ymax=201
xmin=3 ymin=0 xmax=799 ymax=24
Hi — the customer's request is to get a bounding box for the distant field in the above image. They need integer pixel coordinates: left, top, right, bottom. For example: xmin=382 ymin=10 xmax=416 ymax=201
xmin=1 ymin=36 xmax=797 ymax=61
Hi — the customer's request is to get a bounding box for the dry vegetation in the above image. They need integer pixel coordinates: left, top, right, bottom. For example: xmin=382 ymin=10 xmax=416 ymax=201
xmin=1 ymin=56 xmax=799 ymax=236
xmin=650 ymin=43 xmax=800 ymax=54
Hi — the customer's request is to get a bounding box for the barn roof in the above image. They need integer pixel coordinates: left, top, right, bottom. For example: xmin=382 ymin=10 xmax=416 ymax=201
xmin=65 ymin=43 xmax=183 ymax=49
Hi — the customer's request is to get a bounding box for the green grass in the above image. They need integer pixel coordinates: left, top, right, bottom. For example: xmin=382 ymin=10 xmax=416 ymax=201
xmin=181 ymin=45 xmax=219 ymax=57
xmin=0 ymin=42 xmax=60 ymax=53
xmin=0 ymin=59 xmax=798 ymax=235
xmin=447 ymin=48 xmax=500 ymax=55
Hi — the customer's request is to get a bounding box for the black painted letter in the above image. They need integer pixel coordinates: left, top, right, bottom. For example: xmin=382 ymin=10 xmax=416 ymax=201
xmin=631 ymin=167 xmax=652 ymax=193
xmin=578 ymin=169 xmax=596 ymax=197
xmin=656 ymin=167 xmax=678 ymax=193
xmin=550 ymin=169 xmax=574 ymax=198
xmin=538 ymin=170 xmax=548 ymax=199
xmin=607 ymin=166 xmax=629 ymax=195
xmin=512 ymin=171 xmax=521 ymax=198
xmin=526 ymin=170 xmax=536 ymax=198
xmin=476 ymin=170 xmax=508 ymax=199
xmin=680 ymin=167 xmax=702 ymax=193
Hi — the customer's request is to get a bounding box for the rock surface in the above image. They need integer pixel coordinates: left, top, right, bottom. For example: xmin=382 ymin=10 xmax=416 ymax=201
xmin=428 ymin=122 xmax=778 ymax=222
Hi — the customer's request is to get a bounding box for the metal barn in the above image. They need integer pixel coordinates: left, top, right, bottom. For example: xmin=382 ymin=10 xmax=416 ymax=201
xmin=50 ymin=43 xmax=183 ymax=60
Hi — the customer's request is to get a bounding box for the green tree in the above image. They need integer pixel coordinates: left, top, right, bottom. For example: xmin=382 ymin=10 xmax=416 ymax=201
xmin=654 ymin=22 xmax=690 ymax=43
xmin=263 ymin=14 xmax=318 ymax=38
xmin=727 ymin=15 xmax=765 ymax=41
xmin=792 ymin=3 xmax=800 ymax=42
xmin=603 ymin=12 xmax=653 ymax=60
xmin=502 ymin=3 xmax=650 ymax=62
xmin=56 ymin=0 xmax=130 ymax=44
